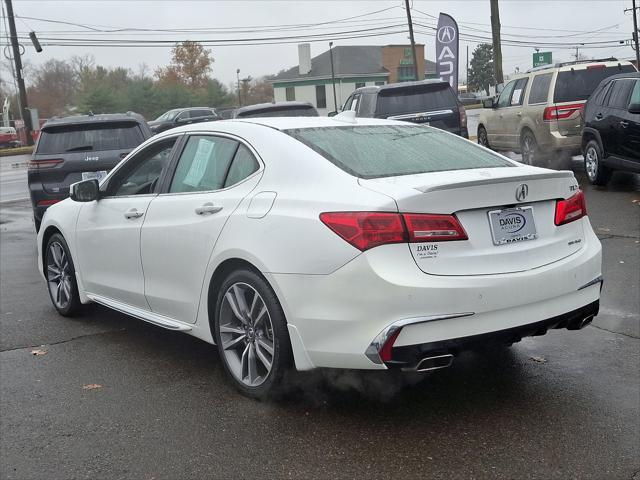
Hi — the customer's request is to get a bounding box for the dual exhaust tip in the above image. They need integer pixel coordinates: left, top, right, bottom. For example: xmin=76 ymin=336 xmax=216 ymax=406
xmin=410 ymin=314 xmax=595 ymax=372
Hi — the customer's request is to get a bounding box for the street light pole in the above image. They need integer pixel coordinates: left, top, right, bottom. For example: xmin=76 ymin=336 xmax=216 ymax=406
xmin=5 ymin=0 xmax=34 ymax=145
xmin=236 ymin=69 xmax=241 ymax=107
xmin=631 ymin=0 xmax=640 ymax=68
xmin=329 ymin=42 xmax=338 ymax=112
xmin=404 ymin=0 xmax=420 ymax=81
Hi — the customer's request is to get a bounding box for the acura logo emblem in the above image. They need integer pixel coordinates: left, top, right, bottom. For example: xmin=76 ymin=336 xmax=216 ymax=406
xmin=437 ymin=25 xmax=456 ymax=44
xmin=515 ymin=184 xmax=529 ymax=202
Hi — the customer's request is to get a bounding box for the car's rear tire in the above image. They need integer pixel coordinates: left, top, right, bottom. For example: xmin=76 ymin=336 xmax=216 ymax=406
xmin=44 ymin=233 xmax=81 ymax=316
xmin=584 ymin=139 xmax=612 ymax=186
xmin=477 ymin=126 xmax=490 ymax=148
xmin=520 ymin=130 xmax=543 ymax=166
xmin=213 ymin=268 xmax=293 ymax=399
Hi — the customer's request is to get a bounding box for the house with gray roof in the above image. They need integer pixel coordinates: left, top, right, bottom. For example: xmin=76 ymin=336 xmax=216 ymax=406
xmin=270 ymin=44 xmax=437 ymax=115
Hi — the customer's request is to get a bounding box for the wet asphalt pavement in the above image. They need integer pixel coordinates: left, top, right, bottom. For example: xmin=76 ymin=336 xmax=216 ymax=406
xmin=0 ymin=157 xmax=638 ymax=479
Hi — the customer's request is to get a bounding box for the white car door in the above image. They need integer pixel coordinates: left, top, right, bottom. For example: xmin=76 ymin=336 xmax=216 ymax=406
xmin=75 ymin=136 xmax=180 ymax=309
xmin=140 ymin=134 xmax=262 ymax=323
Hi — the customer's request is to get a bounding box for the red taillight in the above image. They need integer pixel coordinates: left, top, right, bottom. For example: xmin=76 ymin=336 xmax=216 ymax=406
xmin=28 ymin=158 xmax=63 ymax=170
xmin=555 ymin=190 xmax=587 ymax=226
xmin=543 ymin=103 xmax=585 ymax=122
xmin=586 ymin=64 xmax=606 ymax=70
xmin=458 ymin=105 xmax=467 ymax=128
xmin=403 ymin=213 xmax=468 ymax=242
xmin=320 ymin=212 xmax=467 ymax=251
xmin=319 ymin=212 xmax=407 ymax=251
xmin=379 ymin=328 xmax=402 ymax=363
xmin=37 ymin=199 xmax=61 ymax=207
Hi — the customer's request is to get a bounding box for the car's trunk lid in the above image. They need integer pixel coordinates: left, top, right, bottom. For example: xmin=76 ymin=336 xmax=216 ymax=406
xmin=359 ymin=167 xmax=585 ymax=275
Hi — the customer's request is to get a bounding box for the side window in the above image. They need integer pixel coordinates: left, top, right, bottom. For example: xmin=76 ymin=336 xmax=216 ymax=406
xmin=315 ymin=85 xmax=327 ymax=109
xmin=191 ymin=109 xmax=212 ymax=118
xmin=176 ymin=111 xmax=190 ymax=121
xmin=607 ymin=80 xmax=636 ymax=109
xmin=109 ymin=138 xmax=177 ymax=197
xmin=358 ymin=92 xmax=376 ymax=117
xmin=628 ymin=80 xmax=640 ymax=107
xmin=528 ymin=73 xmax=553 ymax=104
xmin=350 ymin=93 xmax=361 ymax=112
xmin=510 ymin=78 xmax=528 ymax=106
xmin=224 ymin=144 xmax=259 ymax=188
xmin=496 ymin=81 xmax=516 ymax=108
xmin=593 ymin=82 xmax=613 ymax=106
xmin=169 ymin=135 xmax=238 ymax=193
xmin=342 ymin=95 xmax=354 ymax=111
xmin=285 ymin=87 xmax=295 ymax=102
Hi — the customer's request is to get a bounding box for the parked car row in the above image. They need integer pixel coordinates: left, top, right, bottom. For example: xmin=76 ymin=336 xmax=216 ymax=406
xmin=476 ymin=58 xmax=638 ymax=185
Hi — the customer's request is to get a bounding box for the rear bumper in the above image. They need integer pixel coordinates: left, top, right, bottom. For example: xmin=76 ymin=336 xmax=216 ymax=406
xmin=28 ymin=180 xmax=67 ymax=221
xmin=267 ymin=218 xmax=602 ymax=371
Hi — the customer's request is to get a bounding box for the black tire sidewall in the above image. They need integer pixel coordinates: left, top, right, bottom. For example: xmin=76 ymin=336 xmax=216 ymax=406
xmin=213 ymin=268 xmax=292 ymax=399
xmin=45 ymin=233 xmax=81 ymax=316
xmin=478 ymin=127 xmax=489 ymax=147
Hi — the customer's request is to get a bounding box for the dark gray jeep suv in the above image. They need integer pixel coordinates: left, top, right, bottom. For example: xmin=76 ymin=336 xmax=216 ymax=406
xmin=28 ymin=112 xmax=152 ymax=231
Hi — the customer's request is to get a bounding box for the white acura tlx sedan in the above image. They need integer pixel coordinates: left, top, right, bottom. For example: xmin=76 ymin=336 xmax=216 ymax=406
xmin=37 ymin=114 xmax=602 ymax=398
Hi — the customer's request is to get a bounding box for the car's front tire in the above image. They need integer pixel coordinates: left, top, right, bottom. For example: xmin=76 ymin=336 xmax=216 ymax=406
xmin=44 ymin=233 xmax=81 ymax=316
xmin=584 ymin=139 xmax=612 ymax=186
xmin=213 ymin=268 xmax=293 ymax=399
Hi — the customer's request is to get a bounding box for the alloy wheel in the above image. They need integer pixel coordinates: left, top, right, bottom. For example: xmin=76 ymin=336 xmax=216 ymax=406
xmin=218 ymin=282 xmax=275 ymax=387
xmin=46 ymin=242 xmax=72 ymax=310
xmin=522 ymin=136 xmax=534 ymax=165
xmin=585 ymin=145 xmax=599 ymax=181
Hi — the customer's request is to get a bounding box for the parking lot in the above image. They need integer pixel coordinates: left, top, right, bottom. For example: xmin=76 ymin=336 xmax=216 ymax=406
xmin=0 ymin=151 xmax=638 ymax=479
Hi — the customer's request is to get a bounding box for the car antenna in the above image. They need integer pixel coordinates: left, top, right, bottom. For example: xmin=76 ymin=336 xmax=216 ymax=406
xmin=331 ymin=110 xmax=357 ymax=124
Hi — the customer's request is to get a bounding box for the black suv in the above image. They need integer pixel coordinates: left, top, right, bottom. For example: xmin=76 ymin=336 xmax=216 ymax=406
xmin=338 ymin=80 xmax=468 ymax=138
xmin=582 ymin=72 xmax=640 ymax=185
xmin=28 ymin=113 xmax=151 ymax=230
xmin=148 ymin=107 xmax=218 ymax=134
xmin=234 ymin=101 xmax=318 ymax=118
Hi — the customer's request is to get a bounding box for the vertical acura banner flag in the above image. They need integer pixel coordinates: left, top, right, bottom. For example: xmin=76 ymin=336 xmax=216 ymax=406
xmin=436 ymin=13 xmax=459 ymax=93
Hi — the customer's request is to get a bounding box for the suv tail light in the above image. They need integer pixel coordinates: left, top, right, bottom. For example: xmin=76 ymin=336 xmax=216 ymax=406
xmin=28 ymin=158 xmax=63 ymax=170
xmin=555 ymin=190 xmax=587 ymax=226
xmin=320 ymin=212 xmax=467 ymax=251
xmin=458 ymin=105 xmax=467 ymax=128
xmin=543 ymin=103 xmax=585 ymax=122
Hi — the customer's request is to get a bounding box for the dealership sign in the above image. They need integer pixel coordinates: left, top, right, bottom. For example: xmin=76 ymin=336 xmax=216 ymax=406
xmin=533 ymin=52 xmax=552 ymax=68
xmin=436 ymin=13 xmax=459 ymax=93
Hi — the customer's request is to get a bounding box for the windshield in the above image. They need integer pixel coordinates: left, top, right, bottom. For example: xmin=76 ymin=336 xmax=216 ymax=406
xmin=37 ymin=122 xmax=144 ymax=154
xmin=285 ymin=125 xmax=513 ymax=179
xmin=155 ymin=110 xmax=180 ymax=122
xmin=377 ymin=83 xmax=457 ymax=116
xmin=554 ymin=65 xmax=636 ymax=103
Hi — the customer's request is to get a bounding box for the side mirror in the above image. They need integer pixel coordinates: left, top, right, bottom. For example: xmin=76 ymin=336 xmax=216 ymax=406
xmin=70 ymin=179 xmax=99 ymax=202
xmin=482 ymin=98 xmax=495 ymax=109
xmin=628 ymin=103 xmax=640 ymax=114
xmin=327 ymin=111 xmax=338 ymax=117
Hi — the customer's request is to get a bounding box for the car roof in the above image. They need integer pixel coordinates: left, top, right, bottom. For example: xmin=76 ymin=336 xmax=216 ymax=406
xmin=525 ymin=58 xmax=635 ymax=74
xmin=42 ymin=112 xmax=146 ymax=129
xmin=235 ymin=101 xmax=315 ymax=115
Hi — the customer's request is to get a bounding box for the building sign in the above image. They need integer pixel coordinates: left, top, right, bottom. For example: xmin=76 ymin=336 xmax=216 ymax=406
xmin=533 ymin=52 xmax=552 ymax=68
xmin=436 ymin=13 xmax=459 ymax=93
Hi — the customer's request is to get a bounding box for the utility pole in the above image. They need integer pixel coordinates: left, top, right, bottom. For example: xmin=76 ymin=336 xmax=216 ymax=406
xmin=404 ymin=0 xmax=420 ymax=81
xmin=489 ymin=0 xmax=504 ymax=85
xmin=329 ymin=42 xmax=338 ymax=112
xmin=236 ymin=69 xmax=241 ymax=107
xmin=466 ymin=45 xmax=469 ymax=85
xmin=5 ymin=0 xmax=34 ymax=145
xmin=626 ymin=0 xmax=640 ymax=68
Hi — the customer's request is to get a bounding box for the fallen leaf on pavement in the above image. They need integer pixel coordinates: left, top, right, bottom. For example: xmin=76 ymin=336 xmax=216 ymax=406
xmin=530 ymin=356 xmax=547 ymax=363
xmin=82 ymin=384 xmax=103 ymax=390
xmin=31 ymin=349 xmax=47 ymax=356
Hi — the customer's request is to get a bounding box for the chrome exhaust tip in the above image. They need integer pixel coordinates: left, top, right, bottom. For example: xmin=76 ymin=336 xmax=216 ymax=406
xmin=568 ymin=314 xmax=595 ymax=330
xmin=414 ymin=354 xmax=454 ymax=372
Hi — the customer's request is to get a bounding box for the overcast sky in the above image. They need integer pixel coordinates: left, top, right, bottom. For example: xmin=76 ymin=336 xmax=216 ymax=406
xmin=1 ymin=0 xmax=637 ymax=87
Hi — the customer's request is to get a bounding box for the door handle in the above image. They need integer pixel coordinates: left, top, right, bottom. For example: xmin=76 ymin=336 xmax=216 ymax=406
xmin=620 ymin=120 xmax=629 ymax=128
xmin=195 ymin=202 xmax=223 ymax=215
xmin=595 ymin=113 xmax=604 ymax=121
xmin=124 ymin=208 xmax=144 ymax=219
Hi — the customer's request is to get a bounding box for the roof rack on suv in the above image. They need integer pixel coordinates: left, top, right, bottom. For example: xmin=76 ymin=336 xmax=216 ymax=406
xmin=526 ymin=57 xmax=619 ymax=73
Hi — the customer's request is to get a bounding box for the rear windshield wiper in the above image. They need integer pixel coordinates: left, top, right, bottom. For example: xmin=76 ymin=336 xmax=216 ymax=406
xmin=65 ymin=145 xmax=94 ymax=152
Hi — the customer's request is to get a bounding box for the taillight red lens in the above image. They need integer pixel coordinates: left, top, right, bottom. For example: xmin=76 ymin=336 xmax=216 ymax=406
xmin=36 ymin=199 xmax=61 ymax=207
xmin=458 ymin=105 xmax=467 ymax=128
xmin=555 ymin=190 xmax=587 ymax=226
xmin=320 ymin=211 xmax=468 ymax=251
xmin=543 ymin=103 xmax=585 ymax=122
xmin=319 ymin=212 xmax=407 ymax=251
xmin=379 ymin=328 xmax=402 ymax=363
xmin=403 ymin=213 xmax=468 ymax=242
xmin=28 ymin=158 xmax=63 ymax=170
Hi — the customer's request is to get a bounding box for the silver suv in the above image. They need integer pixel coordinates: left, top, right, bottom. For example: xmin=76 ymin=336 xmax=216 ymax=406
xmin=477 ymin=58 xmax=636 ymax=165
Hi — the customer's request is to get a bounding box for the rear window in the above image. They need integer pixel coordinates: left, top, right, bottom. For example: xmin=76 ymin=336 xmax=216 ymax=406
xmin=553 ymin=65 xmax=636 ymax=103
xmin=376 ymin=83 xmax=457 ymax=116
xmin=285 ymin=125 xmax=513 ymax=179
xmin=237 ymin=106 xmax=317 ymax=118
xmin=37 ymin=122 xmax=144 ymax=154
